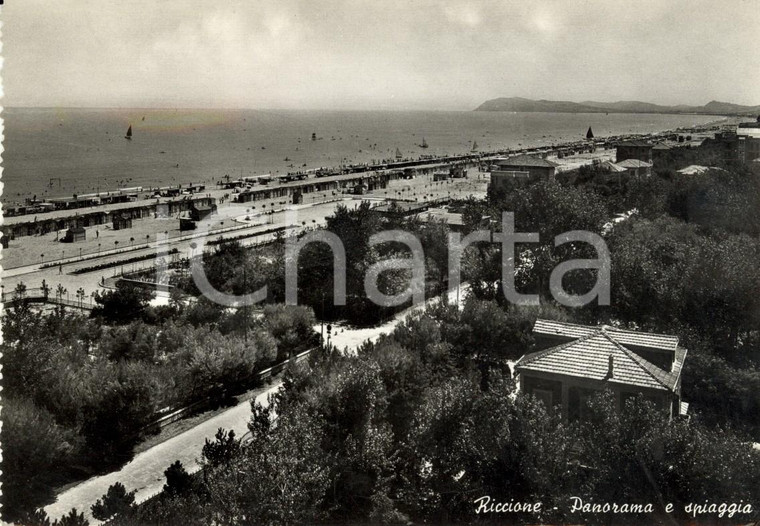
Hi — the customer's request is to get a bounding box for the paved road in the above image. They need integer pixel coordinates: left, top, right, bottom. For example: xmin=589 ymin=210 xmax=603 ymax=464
xmin=43 ymin=383 xmax=282 ymax=524
xmin=1 ymin=199 xmax=342 ymax=305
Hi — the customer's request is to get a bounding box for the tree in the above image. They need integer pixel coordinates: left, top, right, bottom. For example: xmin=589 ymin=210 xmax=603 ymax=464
xmin=182 ymin=328 xmax=276 ymax=398
xmin=52 ymin=508 xmax=89 ymax=526
xmin=91 ymin=482 xmax=136 ymax=521
xmin=91 ymin=282 xmax=155 ymax=324
xmin=56 ymin=283 xmax=67 ymax=301
xmin=163 ymin=460 xmax=193 ymax=497
xmin=190 ymin=405 xmax=330 ymax=526
xmin=76 ymin=287 xmax=86 ymax=307
xmin=201 ymin=428 xmax=241 ymax=467
xmin=260 ymin=304 xmax=319 ymax=358
xmin=19 ymin=508 xmax=52 ymax=526
xmin=79 ymin=361 xmax=160 ymax=461
xmin=41 ymin=279 xmax=51 ymax=300
xmin=13 ymin=282 xmax=29 ymax=311
xmin=1 ymin=397 xmax=80 ymax=520
xmin=99 ymin=323 xmax=160 ymax=362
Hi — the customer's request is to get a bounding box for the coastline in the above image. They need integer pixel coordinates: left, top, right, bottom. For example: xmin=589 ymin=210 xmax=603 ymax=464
xmin=2 ymin=109 xmax=724 ymax=204
xmin=4 ymin=112 xmax=730 ymax=211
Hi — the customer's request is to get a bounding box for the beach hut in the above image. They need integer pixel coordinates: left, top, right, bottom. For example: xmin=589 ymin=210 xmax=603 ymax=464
xmin=63 ymin=225 xmax=86 ymax=243
xmin=113 ymin=213 xmax=133 ymax=231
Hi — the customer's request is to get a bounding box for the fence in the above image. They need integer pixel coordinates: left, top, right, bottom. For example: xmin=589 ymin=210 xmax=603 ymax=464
xmin=140 ymin=347 xmax=316 ymax=435
xmin=1 ymin=287 xmax=95 ymax=310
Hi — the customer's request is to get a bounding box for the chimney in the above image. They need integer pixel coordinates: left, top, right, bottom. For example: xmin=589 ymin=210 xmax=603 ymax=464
xmin=606 ymin=355 xmax=614 ymax=379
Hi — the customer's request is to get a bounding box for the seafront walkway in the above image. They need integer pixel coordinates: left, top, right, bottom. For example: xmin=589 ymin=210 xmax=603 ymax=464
xmin=0 ymin=199 xmax=345 ymax=305
xmin=1 ymin=170 xmax=489 ymax=306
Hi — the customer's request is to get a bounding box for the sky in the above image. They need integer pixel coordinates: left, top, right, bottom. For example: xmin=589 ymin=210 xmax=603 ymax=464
xmin=3 ymin=0 xmax=760 ymax=110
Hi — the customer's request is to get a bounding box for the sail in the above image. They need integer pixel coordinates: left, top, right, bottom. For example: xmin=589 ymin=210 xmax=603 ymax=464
xmin=125 ymin=125 xmax=132 ymax=139
xmin=471 ymin=140 xmax=478 ymax=151
xmin=586 ymin=127 xmax=594 ymax=140
xmin=395 ymin=148 xmax=402 ymax=159
xmin=421 ymin=137 xmax=428 ymax=148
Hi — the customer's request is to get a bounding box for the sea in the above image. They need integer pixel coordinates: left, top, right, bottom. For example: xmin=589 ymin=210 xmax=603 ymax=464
xmin=1 ymin=108 xmax=722 ymax=204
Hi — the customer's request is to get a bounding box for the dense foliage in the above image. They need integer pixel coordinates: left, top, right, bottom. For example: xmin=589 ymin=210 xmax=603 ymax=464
xmin=0 ymin=293 xmax=318 ymax=521
xmin=6 ymin=142 xmax=760 ymax=524
xmin=93 ymin=302 xmax=760 ymax=525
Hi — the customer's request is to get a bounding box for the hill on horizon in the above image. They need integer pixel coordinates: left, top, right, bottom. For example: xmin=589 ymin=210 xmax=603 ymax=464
xmin=475 ymin=97 xmax=760 ymax=116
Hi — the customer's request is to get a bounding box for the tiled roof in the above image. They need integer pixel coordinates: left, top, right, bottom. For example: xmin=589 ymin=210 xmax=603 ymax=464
xmin=519 ymin=320 xmax=685 ymax=392
xmin=534 ymin=319 xmax=595 ymax=339
xmin=601 ymin=161 xmax=628 ymax=173
xmin=495 ymin=154 xmax=558 ymax=169
xmin=533 ymin=319 xmax=678 ymax=353
xmin=616 ymin=159 xmax=652 ymax=168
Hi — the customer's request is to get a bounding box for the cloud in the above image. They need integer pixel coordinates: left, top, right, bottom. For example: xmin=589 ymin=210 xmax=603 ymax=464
xmin=4 ymin=0 xmax=760 ymax=109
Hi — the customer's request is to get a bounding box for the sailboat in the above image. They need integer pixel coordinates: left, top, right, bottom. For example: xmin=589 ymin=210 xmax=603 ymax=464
xmin=420 ymin=137 xmax=428 ymax=149
xmin=395 ymin=148 xmax=403 ymax=160
xmin=125 ymin=125 xmax=133 ymax=140
xmin=471 ymin=140 xmax=479 ymax=152
xmin=586 ymin=127 xmax=594 ymax=140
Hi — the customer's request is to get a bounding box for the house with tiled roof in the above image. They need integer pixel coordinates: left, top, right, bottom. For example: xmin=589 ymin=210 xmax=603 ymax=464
xmin=514 ymin=319 xmax=688 ymax=421
xmin=615 ymin=158 xmax=652 ymax=179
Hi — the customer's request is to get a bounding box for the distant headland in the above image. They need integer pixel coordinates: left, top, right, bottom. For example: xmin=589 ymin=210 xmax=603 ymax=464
xmin=474 ymin=97 xmax=760 ymax=116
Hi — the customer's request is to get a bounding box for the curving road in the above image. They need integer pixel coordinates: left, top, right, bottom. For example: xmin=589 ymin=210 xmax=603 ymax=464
xmin=43 ymin=285 xmax=468 ymax=524
xmin=43 ymin=383 xmax=282 ymax=524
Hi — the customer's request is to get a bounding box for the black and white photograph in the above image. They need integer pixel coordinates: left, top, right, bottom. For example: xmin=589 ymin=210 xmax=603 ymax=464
xmin=1 ymin=1 xmax=760 ymax=525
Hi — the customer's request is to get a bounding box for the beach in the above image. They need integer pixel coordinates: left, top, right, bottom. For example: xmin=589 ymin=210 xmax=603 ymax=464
xmin=2 ymin=108 xmax=721 ymax=204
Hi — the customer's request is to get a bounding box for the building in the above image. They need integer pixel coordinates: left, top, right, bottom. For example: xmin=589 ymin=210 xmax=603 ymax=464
xmin=416 ymin=208 xmax=467 ymax=233
xmin=189 ymin=202 xmax=217 ymax=221
xmin=112 ymin=213 xmax=133 ymax=231
xmin=736 ymin=117 xmax=760 ymax=163
xmin=514 ymin=319 xmax=688 ymax=422
xmin=350 ymin=182 xmax=369 ymax=195
xmin=489 ymin=154 xmax=557 ymax=193
xmin=63 ymin=225 xmax=86 ymax=243
xmin=179 ymin=201 xmax=218 ymax=231
xmin=706 ymin=118 xmax=760 ymax=164
xmin=373 ymin=201 xmax=431 ymax=219
xmin=615 ymin=158 xmax=652 ymax=179
xmin=616 ymin=140 xmax=653 ymax=163
xmin=449 ymin=164 xmax=467 ymax=178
